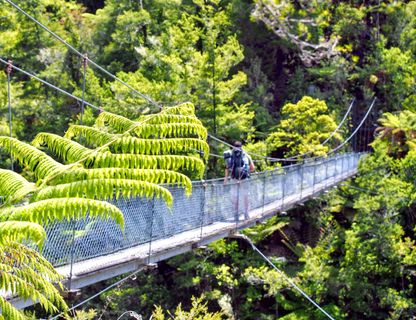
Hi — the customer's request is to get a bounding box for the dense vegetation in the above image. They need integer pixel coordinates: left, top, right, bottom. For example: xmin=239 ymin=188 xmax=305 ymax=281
xmin=1 ymin=0 xmax=416 ymax=319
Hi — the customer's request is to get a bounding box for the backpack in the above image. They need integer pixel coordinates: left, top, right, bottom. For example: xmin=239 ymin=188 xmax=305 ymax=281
xmin=231 ymin=148 xmax=249 ymax=180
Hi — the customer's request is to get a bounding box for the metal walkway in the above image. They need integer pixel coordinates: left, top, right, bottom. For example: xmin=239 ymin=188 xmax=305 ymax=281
xmin=16 ymin=152 xmax=360 ymax=298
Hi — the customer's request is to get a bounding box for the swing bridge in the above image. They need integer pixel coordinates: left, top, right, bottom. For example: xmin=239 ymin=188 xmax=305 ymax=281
xmin=10 ymin=152 xmax=364 ymax=310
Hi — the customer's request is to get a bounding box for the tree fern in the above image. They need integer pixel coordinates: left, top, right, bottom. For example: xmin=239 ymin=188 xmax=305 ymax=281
xmin=0 ymin=263 xmax=65 ymax=313
xmin=0 ymin=101 xmax=208 ymax=319
xmin=95 ymin=112 xmax=207 ymax=139
xmin=31 ymin=180 xmax=173 ymax=207
xmin=133 ymin=123 xmax=208 ymax=139
xmin=0 ymin=169 xmax=35 ymax=205
xmin=139 ymin=113 xmax=203 ymax=125
xmin=65 ymin=126 xmax=208 ymax=159
xmin=0 ymin=296 xmax=28 ymax=320
xmin=49 ymin=168 xmax=192 ymax=195
xmin=0 ymin=242 xmax=67 ymax=317
xmin=164 ymin=102 xmax=195 ymax=115
xmin=109 ymin=137 xmax=209 ymax=159
xmin=0 ymin=137 xmax=64 ymax=179
xmin=86 ymin=153 xmax=205 ymax=177
xmin=64 ymin=125 xmax=114 ymax=147
xmin=32 ymin=132 xmax=94 ymax=164
xmin=0 ymin=198 xmax=125 ymax=229
xmin=0 ymin=221 xmax=46 ymax=247
xmin=95 ymin=111 xmax=136 ymax=132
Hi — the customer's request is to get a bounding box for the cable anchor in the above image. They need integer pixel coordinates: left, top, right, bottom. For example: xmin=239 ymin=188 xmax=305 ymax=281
xmin=6 ymin=60 xmax=13 ymax=75
xmin=82 ymin=53 xmax=88 ymax=69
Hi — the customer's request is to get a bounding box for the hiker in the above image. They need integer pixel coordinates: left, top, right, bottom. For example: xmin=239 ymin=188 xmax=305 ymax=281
xmin=223 ymin=141 xmax=255 ymax=219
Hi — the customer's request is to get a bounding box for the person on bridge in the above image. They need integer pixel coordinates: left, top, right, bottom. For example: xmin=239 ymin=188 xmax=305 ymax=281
xmin=224 ymin=141 xmax=255 ymax=220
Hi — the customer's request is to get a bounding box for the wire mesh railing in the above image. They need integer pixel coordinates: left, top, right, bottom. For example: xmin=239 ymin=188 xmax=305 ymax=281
xmin=42 ymin=153 xmax=363 ymax=267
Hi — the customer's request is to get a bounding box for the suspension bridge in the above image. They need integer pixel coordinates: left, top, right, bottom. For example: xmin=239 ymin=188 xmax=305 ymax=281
xmin=8 ymin=152 xmax=362 ymax=311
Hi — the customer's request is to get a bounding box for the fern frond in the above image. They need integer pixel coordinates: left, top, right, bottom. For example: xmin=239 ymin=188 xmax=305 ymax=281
xmin=0 ymin=261 xmax=66 ymax=314
xmin=164 ymin=102 xmax=195 ymax=115
xmin=0 ymin=169 xmax=35 ymax=204
xmin=0 ymin=296 xmax=27 ymax=320
xmin=379 ymin=112 xmax=400 ymax=129
xmin=1 ymin=198 xmax=125 ymax=229
xmin=111 ymin=137 xmax=209 ymax=159
xmin=95 ymin=112 xmax=207 ymax=139
xmin=0 ymin=242 xmax=59 ymax=280
xmin=140 ymin=114 xmax=202 ymax=125
xmin=33 ymin=180 xmax=172 ymax=207
xmin=50 ymin=168 xmax=192 ymax=195
xmin=0 ymin=137 xmax=64 ymax=179
xmin=65 ymin=127 xmax=208 ymax=159
xmin=0 ymin=221 xmax=46 ymax=247
xmin=0 ymin=241 xmax=68 ymax=317
xmin=95 ymin=111 xmax=136 ymax=132
xmin=133 ymin=123 xmax=208 ymax=139
xmin=32 ymin=133 xmax=93 ymax=164
xmin=87 ymin=153 xmax=205 ymax=177
xmin=64 ymin=125 xmax=114 ymax=147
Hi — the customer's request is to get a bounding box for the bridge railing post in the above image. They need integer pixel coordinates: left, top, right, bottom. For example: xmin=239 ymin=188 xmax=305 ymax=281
xmin=281 ymin=167 xmax=286 ymax=211
xmin=342 ymin=153 xmax=346 ymax=179
xmin=312 ymin=158 xmax=316 ymax=196
xmin=199 ymin=183 xmax=206 ymax=240
xmin=147 ymin=196 xmax=155 ymax=264
xmin=324 ymin=157 xmax=329 ymax=189
xmin=235 ymin=181 xmax=241 ymax=230
xmin=299 ymin=162 xmax=304 ymax=201
xmin=67 ymin=220 xmax=77 ymax=292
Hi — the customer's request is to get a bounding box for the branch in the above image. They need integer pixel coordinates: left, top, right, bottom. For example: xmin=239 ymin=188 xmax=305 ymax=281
xmin=253 ymin=0 xmax=339 ymax=66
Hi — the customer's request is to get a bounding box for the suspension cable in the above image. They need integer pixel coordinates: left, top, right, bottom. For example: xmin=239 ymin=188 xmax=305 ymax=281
xmin=236 ymin=234 xmax=336 ymax=320
xmin=4 ymin=0 xmax=160 ymax=108
xmin=328 ymin=97 xmax=376 ymax=155
xmin=0 ymin=58 xmax=102 ymax=111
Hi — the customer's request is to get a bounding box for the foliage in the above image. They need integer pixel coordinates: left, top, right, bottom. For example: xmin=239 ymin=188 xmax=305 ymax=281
xmin=266 ymin=96 xmax=341 ymax=158
xmin=152 ymin=295 xmax=223 ymax=320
